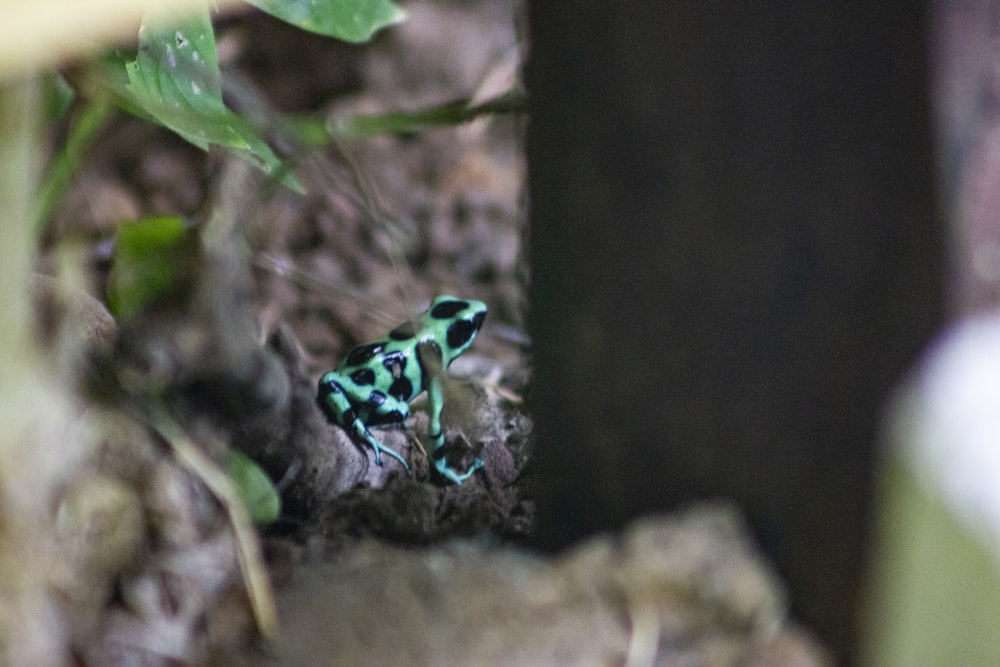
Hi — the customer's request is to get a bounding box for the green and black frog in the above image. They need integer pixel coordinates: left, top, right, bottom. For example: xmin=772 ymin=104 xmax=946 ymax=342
xmin=317 ymin=296 xmax=487 ymax=484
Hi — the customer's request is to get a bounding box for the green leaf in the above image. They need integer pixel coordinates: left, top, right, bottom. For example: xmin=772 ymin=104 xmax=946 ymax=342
xmin=225 ymin=450 xmax=281 ymax=525
xmin=247 ymin=0 xmax=405 ymax=43
xmin=323 ymin=90 xmax=527 ymax=138
xmin=107 ymin=216 xmax=194 ymax=320
xmin=117 ymin=7 xmax=301 ymax=191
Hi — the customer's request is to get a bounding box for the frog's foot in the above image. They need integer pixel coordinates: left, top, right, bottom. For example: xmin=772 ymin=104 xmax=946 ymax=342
xmin=433 ymin=454 xmax=484 ymax=485
xmin=371 ymin=441 xmax=411 ymax=475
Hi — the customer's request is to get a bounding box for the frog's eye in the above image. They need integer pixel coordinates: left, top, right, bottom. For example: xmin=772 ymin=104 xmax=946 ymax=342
xmin=446 ymin=311 xmax=486 ymax=350
xmin=430 ymin=299 xmax=469 ymax=319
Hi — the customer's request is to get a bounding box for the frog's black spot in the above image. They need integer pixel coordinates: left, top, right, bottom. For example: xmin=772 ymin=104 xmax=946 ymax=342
xmin=432 ymin=445 xmax=447 ymax=460
xmin=341 ymin=408 xmax=356 ymax=425
xmin=350 ymin=368 xmax=376 ymax=386
xmin=384 ymin=409 xmax=405 ymax=424
xmin=382 ymin=351 xmax=408 ymax=376
xmin=431 ymin=300 xmax=469 ymax=319
xmin=446 ymin=313 xmax=484 ymax=350
xmin=367 ymin=390 xmax=387 ymax=408
xmin=389 ymin=377 xmax=413 ymax=402
xmin=345 ymin=342 xmax=384 ymax=367
xmin=389 ymin=322 xmax=417 ymax=340
xmin=319 ymin=378 xmax=343 ymax=394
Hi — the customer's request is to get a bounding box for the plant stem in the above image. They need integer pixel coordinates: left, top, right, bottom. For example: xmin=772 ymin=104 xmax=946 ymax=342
xmin=33 ymin=93 xmax=112 ymax=236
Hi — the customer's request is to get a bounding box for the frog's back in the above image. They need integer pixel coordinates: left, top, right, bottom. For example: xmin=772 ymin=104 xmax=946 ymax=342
xmin=336 ymin=296 xmax=486 ymax=374
xmin=337 ymin=339 xmax=393 ymax=372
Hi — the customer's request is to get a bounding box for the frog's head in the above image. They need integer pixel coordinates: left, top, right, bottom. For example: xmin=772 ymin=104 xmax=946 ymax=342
xmin=428 ymin=295 xmax=487 ymax=367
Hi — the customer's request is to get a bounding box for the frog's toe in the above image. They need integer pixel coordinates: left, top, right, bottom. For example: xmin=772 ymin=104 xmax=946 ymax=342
xmin=373 ymin=443 xmax=411 ymax=474
xmin=434 ymin=456 xmax=484 ymax=485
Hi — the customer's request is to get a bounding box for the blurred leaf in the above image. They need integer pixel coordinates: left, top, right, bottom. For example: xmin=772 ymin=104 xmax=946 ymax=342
xmin=864 ymin=458 xmax=1000 ymax=666
xmin=43 ymin=74 xmax=75 ymax=122
xmin=102 ymin=6 xmax=301 ymax=191
xmin=107 ymin=216 xmax=192 ymax=320
xmin=322 ymin=90 xmax=526 ymax=138
xmin=225 ymin=450 xmax=281 ymax=525
xmin=246 ymin=0 xmax=405 ymax=43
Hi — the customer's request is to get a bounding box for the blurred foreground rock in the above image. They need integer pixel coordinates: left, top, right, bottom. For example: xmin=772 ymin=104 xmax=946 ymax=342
xmin=223 ymin=504 xmax=829 ymax=666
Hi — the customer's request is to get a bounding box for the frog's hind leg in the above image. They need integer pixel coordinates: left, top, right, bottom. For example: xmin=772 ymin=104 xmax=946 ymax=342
xmin=317 ymin=378 xmax=411 ymax=474
xmin=424 ymin=373 xmax=483 ymax=484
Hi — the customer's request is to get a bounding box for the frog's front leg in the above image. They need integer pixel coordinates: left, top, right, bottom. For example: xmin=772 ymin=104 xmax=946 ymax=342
xmin=318 ymin=375 xmax=411 ymax=473
xmin=425 ymin=374 xmax=484 ymax=484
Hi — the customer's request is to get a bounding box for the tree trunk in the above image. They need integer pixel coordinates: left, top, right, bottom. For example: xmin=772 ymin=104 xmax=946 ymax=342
xmin=526 ymin=5 xmax=943 ymax=661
